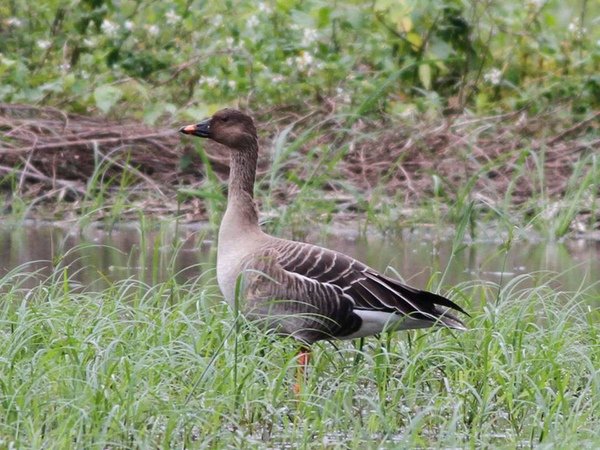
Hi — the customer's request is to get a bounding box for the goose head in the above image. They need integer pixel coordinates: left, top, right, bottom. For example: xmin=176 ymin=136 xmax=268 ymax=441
xmin=179 ymin=108 xmax=257 ymax=150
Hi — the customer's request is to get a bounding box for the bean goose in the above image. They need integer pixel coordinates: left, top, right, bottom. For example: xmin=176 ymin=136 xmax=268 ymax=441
xmin=180 ymin=109 xmax=468 ymax=385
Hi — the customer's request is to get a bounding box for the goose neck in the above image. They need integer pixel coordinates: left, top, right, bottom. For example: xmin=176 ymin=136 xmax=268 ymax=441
xmin=222 ymin=139 xmax=260 ymax=230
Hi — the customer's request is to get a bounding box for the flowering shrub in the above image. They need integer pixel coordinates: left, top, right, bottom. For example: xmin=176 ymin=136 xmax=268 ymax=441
xmin=0 ymin=0 xmax=597 ymax=121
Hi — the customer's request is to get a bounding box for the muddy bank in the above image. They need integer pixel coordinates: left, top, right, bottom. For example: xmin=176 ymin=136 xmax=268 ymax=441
xmin=1 ymin=103 xmax=598 ymax=225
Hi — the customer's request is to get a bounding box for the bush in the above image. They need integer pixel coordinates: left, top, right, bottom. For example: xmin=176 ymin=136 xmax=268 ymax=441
xmin=0 ymin=0 xmax=598 ymax=121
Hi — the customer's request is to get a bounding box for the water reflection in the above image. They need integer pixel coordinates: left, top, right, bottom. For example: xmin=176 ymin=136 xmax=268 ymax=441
xmin=0 ymin=222 xmax=215 ymax=290
xmin=0 ymin=222 xmax=599 ymax=296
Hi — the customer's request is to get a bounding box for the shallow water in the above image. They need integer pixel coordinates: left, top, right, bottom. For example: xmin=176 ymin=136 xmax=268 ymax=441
xmin=0 ymin=221 xmax=599 ymax=296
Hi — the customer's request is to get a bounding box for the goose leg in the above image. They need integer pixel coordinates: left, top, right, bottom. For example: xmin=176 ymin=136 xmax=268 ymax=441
xmin=293 ymin=347 xmax=311 ymax=394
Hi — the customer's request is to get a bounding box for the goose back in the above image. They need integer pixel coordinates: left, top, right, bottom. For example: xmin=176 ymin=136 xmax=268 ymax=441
xmin=230 ymin=238 xmax=466 ymax=344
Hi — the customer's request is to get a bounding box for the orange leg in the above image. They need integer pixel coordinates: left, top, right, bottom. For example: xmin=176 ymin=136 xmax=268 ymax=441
xmin=293 ymin=347 xmax=311 ymax=394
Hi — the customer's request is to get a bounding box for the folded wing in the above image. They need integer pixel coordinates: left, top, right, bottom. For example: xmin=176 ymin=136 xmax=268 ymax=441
xmin=273 ymin=239 xmax=467 ymax=331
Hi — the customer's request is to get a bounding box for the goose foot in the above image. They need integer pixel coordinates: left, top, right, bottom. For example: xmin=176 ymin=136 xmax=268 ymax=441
xmin=293 ymin=347 xmax=311 ymax=394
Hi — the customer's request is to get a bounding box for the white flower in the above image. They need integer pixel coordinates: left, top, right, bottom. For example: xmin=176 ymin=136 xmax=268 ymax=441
xmin=165 ymin=10 xmax=181 ymax=25
xmin=568 ymin=18 xmax=587 ymax=38
xmin=37 ymin=40 xmax=51 ymax=50
xmin=6 ymin=17 xmax=23 ymax=27
xmin=80 ymin=70 xmax=90 ymax=80
xmin=302 ymin=28 xmax=318 ymax=47
xmin=214 ymin=15 xmax=223 ymax=26
xmin=526 ymin=0 xmax=544 ymax=8
xmin=247 ymin=15 xmax=259 ymax=28
xmin=272 ymin=74 xmax=285 ymax=83
xmin=147 ymin=24 xmax=160 ymax=36
xmin=225 ymin=37 xmax=234 ymax=48
xmin=123 ymin=20 xmax=134 ymax=31
xmin=567 ymin=20 xmax=578 ymax=33
xmin=295 ymin=51 xmax=314 ymax=71
xmin=227 ymin=80 xmax=237 ymax=89
xmin=199 ymin=76 xmax=219 ymax=88
xmin=483 ymin=68 xmax=502 ymax=86
xmin=101 ymin=19 xmax=119 ymax=37
xmin=83 ymin=38 xmax=95 ymax=47
xmin=257 ymin=2 xmax=272 ymax=14
xmin=336 ymin=87 xmax=350 ymax=103
xmin=60 ymin=63 xmax=71 ymax=72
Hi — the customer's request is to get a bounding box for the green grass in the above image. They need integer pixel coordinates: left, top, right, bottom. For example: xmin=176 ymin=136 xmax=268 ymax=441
xmin=1 ymin=242 xmax=598 ymax=448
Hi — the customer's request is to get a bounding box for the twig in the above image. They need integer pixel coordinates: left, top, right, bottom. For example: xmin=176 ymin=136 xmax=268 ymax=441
xmin=547 ymin=111 xmax=600 ymax=146
xmin=1 ymin=131 xmax=177 ymax=154
xmin=0 ymin=164 xmax=86 ymax=194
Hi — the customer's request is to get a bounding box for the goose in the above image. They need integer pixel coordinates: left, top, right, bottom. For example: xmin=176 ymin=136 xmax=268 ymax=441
xmin=179 ymin=109 xmax=468 ymax=387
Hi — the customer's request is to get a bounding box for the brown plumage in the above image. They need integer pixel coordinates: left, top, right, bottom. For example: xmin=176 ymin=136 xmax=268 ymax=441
xmin=180 ymin=109 xmax=468 ymax=377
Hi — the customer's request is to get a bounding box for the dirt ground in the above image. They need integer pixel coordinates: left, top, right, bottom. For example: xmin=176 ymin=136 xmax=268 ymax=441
xmin=1 ymin=103 xmax=598 ymax=225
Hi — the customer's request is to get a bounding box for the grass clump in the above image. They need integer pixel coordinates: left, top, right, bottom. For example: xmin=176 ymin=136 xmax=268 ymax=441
xmin=0 ymin=250 xmax=598 ymax=448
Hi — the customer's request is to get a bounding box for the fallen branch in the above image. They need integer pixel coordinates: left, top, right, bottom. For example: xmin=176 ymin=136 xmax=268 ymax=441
xmin=0 ymin=164 xmax=86 ymax=194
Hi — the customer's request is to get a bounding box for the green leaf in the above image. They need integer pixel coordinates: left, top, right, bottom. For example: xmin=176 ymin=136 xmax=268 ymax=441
xmin=143 ymin=103 xmax=165 ymax=125
xmin=374 ymin=0 xmax=395 ymax=12
xmin=406 ymin=32 xmax=422 ymax=50
xmin=316 ymin=6 xmax=332 ymax=27
xmin=93 ymin=85 xmax=123 ymax=113
xmin=418 ymin=64 xmax=432 ymax=90
xmin=430 ymin=39 xmax=453 ymax=60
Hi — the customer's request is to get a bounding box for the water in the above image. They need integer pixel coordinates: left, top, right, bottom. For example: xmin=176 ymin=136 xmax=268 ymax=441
xmin=1 ymin=221 xmax=599 ymax=296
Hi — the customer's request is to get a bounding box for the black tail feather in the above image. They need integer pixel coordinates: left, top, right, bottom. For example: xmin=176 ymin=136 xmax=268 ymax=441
xmin=377 ymin=273 xmax=470 ymax=317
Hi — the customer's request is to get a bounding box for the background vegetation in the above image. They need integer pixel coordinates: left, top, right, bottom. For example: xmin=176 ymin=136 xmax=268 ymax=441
xmin=1 ymin=0 xmax=598 ymax=120
xmin=1 ymin=0 xmax=599 ymax=236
